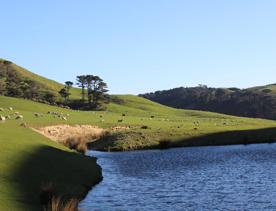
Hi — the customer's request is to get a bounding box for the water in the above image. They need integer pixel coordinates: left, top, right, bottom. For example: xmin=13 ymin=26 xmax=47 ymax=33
xmin=80 ymin=144 xmax=276 ymax=211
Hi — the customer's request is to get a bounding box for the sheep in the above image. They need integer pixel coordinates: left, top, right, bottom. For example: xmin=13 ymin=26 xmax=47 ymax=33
xmin=20 ymin=122 xmax=27 ymax=127
xmin=34 ymin=113 xmax=40 ymax=117
xmin=9 ymin=107 xmax=13 ymax=111
xmin=122 ymin=113 xmax=126 ymax=116
xmin=0 ymin=115 xmax=6 ymax=121
xmin=5 ymin=115 xmax=11 ymax=120
xmin=141 ymin=125 xmax=149 ymax=129
xmin=14 ymin=112 xmax=20 ymax=115
xmin=0 ymin=108 xmax=4 ymax=112
xmin=118 ymin=119 xmax=123 ymax=123
xmin=16 ymin=115 xmax=23 ymax=120
xmin=62 ymin=117 xmax=67 ymax=121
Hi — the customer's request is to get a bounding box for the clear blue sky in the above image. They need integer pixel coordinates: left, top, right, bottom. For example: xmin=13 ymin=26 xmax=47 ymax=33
xmin=1 ymin=0 xmax=276 ymax=94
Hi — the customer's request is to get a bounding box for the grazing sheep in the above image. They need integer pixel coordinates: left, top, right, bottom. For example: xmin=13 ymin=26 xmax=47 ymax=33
xmin=14 ymin=112 xmax=20 ymax=115
xmin=16 ymin=115 xmax=23 ymax=120
xmin=5 ymin=115 xmax=11 ymax=119
xmin=194 ymin=127 xmax=198 ymax=130
xmin=151 ymin=115 xmax=155 ymax=118
xmin=118 ymin=119 xmax=123 ymax=123
xmin=141 ymin=125 xmax=149 ymax=129
xmin=0 ymin=108 xmax=4 ymax=112
xmin=0 ymin=115 xmax=6 ymax=121
xmin=122 ymin=113 xmax=126 ymax=116
xmin=9 ymin=107 xmax=13 ymax=111
xmin=34 ymin=113 xmax=40 ymax=117
xmin=20 ymin=122 xmax=27 ymax=127
xmin=62 ymin=117 xmax=67 ymax=121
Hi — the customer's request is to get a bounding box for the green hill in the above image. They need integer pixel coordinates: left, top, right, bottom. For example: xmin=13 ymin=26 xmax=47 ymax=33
xmin=2 ymin=60 xmax=276 ymax=210
xmin=141 ymin=84 xmax=276 ymax=120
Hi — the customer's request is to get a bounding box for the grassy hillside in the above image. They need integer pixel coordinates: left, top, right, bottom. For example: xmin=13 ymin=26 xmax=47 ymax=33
xmin=141 ymin=84 xmax=276 ymax=120
xmin=2 ymin=60 xmax=276 ymax=210
xmin=0 ymin=96 xmax=103 ymax=210
xmin=0 ymin=58 xmax=81 ymax=99
xmin=2 ymin=94 xmax=276 ymax=210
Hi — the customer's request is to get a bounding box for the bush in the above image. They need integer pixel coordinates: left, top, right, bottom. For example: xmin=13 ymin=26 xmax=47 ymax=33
xmin=50 ymin=197 xmax=79 ymax=211
xmin=158 ymin=139 xmax=171 ymax=149
xmin=64 ymin=137 xmax=87 ymax=154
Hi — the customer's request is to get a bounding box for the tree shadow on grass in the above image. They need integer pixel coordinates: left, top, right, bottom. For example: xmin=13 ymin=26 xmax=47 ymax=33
xmin=171 ymin=127 xmax=276 ymax=148
xmin=10 ymin=146 xmax=102 ymax=210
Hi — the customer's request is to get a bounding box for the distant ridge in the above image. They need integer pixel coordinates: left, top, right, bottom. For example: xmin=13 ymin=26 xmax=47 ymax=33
xmin=140 ymin=84 xmax=276 ymax=120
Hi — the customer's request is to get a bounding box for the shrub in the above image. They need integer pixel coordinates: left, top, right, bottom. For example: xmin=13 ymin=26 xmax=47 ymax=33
xmin=76 ymin=143 xmax=87 ymax=154
xmin=64 ymin=137 xmax=87 ymax=154
xmin=158 ymin=139 xmax=171 ymax=149
xmin=50 ymin=197 xmax=79 ymax=211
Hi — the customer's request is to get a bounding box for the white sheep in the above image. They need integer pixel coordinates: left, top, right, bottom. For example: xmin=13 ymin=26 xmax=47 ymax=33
xmin=16 ymin=115 xmax=23 ymax=120
xmin=0 ymin=115 xmax=6 ymax=121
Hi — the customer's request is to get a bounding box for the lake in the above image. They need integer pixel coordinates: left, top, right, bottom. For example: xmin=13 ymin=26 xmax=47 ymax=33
xmin=80 ymin=144 xmax=276 ymax=211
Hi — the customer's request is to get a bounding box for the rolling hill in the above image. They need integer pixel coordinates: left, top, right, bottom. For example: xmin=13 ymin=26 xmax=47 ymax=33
xmin=2 ymin=59 xmax=276 ymax=210
xmin=141 ymin=84 xmax=276 ymax=120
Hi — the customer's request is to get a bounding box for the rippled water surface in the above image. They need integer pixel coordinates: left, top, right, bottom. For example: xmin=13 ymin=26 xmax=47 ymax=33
xmin=80 ymin=144 xmax=276 ymax=211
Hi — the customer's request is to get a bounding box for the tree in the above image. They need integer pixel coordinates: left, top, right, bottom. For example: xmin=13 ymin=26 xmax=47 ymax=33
xmin=76 ymin=76 xmax=86 ymax=101
xmin=65 ymin=81 xmax=73 ymax=91
xmin=43 ymin=92 xmax=56 ymax=104
xmin=0 ymin=78 xmax=6 ymax=95
xmin=84 ymin=75 xmax=94 ymax=104
xmin=59 ymin=88 xmax=70 ymax=101
xmin=90 ymin=76 xmax=109 ymax=107
xmin=59 ymin=81 xmax=73 ymax=102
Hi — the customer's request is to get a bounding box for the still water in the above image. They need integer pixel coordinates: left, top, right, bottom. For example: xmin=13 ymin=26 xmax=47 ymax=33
xmin=80 ymin=144 xmax=276 ymax=211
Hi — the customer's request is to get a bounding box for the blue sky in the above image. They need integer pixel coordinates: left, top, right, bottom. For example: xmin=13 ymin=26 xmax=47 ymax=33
xmin=1 ymin=0 xmax=276 ymax=94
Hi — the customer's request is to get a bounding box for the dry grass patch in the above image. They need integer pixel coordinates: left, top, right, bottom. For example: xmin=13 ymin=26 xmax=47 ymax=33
xmin=49 ymin=197 xmax=79 ymax=211
xmin=33 ymin=124 xmax=106 ymax=144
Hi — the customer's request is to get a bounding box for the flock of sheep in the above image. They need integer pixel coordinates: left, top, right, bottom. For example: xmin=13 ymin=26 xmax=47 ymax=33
xmin=0 ymin=106 xmax=70 ymax=123
xmin=0 ymin=107 xmax=23 ymax=121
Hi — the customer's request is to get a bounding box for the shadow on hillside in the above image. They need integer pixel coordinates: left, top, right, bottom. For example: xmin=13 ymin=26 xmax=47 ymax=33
xmin=10 ymin=146 xmax=102 ymax=210
xmin=171 ymin=127 xmax=276 ymax=148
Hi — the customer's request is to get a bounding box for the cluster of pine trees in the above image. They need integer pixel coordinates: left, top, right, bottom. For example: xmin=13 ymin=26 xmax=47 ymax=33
xmin=59 ymin=75 xmax=109 ymax=109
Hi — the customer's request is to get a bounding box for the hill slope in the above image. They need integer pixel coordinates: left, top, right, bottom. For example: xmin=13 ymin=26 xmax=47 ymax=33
xmin=141 ymin=85 xmax=276 ymax=120
xmin=2 ymin=60 xmax=276 ymax=210
xmin=0 ymin=58 xmax=81 ymax=101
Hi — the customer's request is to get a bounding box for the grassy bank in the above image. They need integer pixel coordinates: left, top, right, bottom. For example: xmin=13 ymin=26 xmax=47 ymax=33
xmin=0 ymin=97 xmax=103 ymax=210
xmin=2 ymin=94 xmax=276 ymax=210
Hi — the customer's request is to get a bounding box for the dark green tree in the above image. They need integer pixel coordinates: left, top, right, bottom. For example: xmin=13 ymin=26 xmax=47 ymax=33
xmin=65 ymin=81 xmax=73 ymax=91
xmin=84 ymin=75 xmax=94 ymax=104
xmin=43 ymin=91 xmax=56 ymax=104
xmin=90 ymin=76 xmax=109 ymax=107
xmin=76 ymin=76 xmax=86 ymax=101
xmin=59 ymin=88 xmax=70 ymax=101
